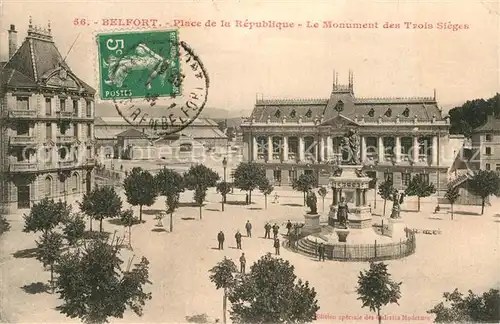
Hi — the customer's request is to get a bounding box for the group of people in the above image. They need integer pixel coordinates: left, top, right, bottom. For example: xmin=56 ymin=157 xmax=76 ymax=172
xmin=216 ymin=220 xmax=284 ymax=273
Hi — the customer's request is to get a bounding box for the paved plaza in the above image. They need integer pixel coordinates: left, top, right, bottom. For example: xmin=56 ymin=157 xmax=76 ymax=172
xmin=1 ymin=186 xmax=499 ymax=323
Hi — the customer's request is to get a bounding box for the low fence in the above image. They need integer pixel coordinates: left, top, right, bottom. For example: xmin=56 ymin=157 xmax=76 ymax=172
xmin=326 ymin=231 xmax=416 ymax=261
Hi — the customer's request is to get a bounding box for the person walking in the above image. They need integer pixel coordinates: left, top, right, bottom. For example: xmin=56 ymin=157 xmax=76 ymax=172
xmin=274 ymin=238 xmax=280 ymax=255
xmin=239 ymin=253 xmax=246 ymax=273
xmin=317 ymin=243 xmax=326 ymax=261
xmin=272 ymin=223 xmax=279 ymax=239
xmin=286 ymin=220 xmax=292 ymax=236
xmin=217 ymin=231 xmax=225 ymax=250
xmin=245 ymin=220 xmax=252 ymax=237
xmin=235 ymin=230 xmax=242 ymax=249
xmin=264 ymin=222 xmax=271 ymax=239
xmin=245 ymin=193 xmax=249 ymax=205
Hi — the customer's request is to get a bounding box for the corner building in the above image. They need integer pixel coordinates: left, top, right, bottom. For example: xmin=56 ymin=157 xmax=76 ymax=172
xmin=241 ymin=72 xmax=450 ymax=193
xmin=0 ymin=21 xmax=96 ymax=213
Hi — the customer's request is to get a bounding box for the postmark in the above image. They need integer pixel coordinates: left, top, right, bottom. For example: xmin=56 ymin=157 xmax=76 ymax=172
xmin=96 ymin=29 xmax=209 ymax=136
xmin=97 ymin=29 xmax=181 ymax=100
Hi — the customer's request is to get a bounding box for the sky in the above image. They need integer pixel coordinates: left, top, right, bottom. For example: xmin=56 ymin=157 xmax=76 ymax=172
xmin=1 ymin=0 xmax=499 ymax=115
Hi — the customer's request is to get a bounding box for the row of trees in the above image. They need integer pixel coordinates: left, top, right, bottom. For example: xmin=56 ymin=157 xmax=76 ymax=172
xmin=22 ymin=198 xmax=151 ymax=324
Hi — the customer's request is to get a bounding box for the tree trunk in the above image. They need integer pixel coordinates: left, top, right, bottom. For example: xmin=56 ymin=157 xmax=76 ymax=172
xmin=221 ymin=195 xmax=224 ymax=212
xmin=139 ymin=205 xmax=143 ymax=221
xmin=99 ymin=218 xmax=103 ymax=232
xmin=417 ymin=197 xmax=421 ymax=212
xmin=129 ymin=225 xmax=132 ymax=248
xmin=89 ymin=216 xmax=93 ymax=232
xmin=377 ymin=308 xmax=381 ymax=324
xmin=199 ymin=205 xmax=202 ymax=220
xmin=374 ymin=189 xmax=377 ymax=209
xmin=481 ymin=198 xmax=485 ymax=215
xmin=170 ymin=212 xmax=173 ymax=232
xmin=223 ymin=288 xmax=227 ymax=324
xmin=249 ymin=190 xmax=252 ymax=204
xmin=265 ymin=195 xmax=267 ymax=209
xmin=383 ymin=199 xmax=387 ymax=217
xmin=322 ymin=197 xmax=325 ymax=212
xmin=451 ymin=203 xmax=454 ymax=220
xmin=50 ymin=263 xmax=54 ymax=293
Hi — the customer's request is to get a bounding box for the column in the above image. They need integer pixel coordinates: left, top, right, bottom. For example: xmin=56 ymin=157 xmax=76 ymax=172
xmin=395 ymin=136 xmax=401 ymax=163
xmin=319 ymin=136 xmax=325 ymax=161
xmin=326 ymin=136 xmax=333 ymax=160
xmin=252 ymin=136 xmax=257 ymax=161
xmin=299 ymin=137 xmax=305 ymax=162
xmin=283 ymin=136 xmax=289 ymax=161
xmin=432 ymin=135 xmax=438 ymax=165
xmin=378 ymin=136 xmax=384 ymax=163
xmin=361 ymin=136 xmax=367 ymax=163
xmin=332 ymin=188 xmax=337 ymax=205
xmin=267 ymin=136 xmax=273 ymax=161
xmin=413 ymin=136 xmax=419 ymax=164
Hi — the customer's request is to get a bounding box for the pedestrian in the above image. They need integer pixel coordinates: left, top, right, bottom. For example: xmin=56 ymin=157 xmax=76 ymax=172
xmin=245 ymin=220 xmax=252 ymax=237
xmin=286 ymin=220 xmax=292 ymax=236
xmin=239 ymin=253 xmax=246 ymax=273
xmin=235 ymin=230 xmax=242 ymax=249
xmin=274 ymin=192 xmax=279 ymax=204
xmin=245 ymin=193 xmax=249 ymax=205
xmin=272 ymin=223 xmax=279 ymax=239
xmin=274 ymin=238 xmax=280 ymax=255
xmin=217 ymin=231 xmax=225 ymax=250
xmin=317 ymin=242 xmax=325 ymax=261
xmin=264 ymin=222 xmax=271 ymax=239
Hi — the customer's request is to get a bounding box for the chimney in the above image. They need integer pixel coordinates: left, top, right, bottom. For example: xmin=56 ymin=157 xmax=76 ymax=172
xmin=8 ymin=24 xmax=17 ymax=59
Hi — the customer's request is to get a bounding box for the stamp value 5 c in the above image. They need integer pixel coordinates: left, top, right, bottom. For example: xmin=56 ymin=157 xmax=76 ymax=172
xmin=96 ymin=29 xmax=181 ymax=100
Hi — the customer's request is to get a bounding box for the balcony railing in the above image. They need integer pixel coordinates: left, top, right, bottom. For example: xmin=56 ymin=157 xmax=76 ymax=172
xmin=56 ymin=135 xmax=75 ymax=144
xmin=8 ymin=110 xmax=37 ymax=118
xmin=10 ymin=135 xmax=36 ymax=145
xmin=86 ymin=157 xmax=96 ymax=164
xmin=58 ymin=160 xmax=76 ymax=168
xmin=9 ymin=162 xmax=38 ymax=172
xmin=56 ymin=111 xmax=73 ymax=119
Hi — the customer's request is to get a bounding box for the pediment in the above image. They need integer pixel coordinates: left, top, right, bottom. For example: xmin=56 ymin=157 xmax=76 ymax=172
xmin=43 ymin=68 xmax=80 ymax=89
xmin=319 ymin=114 xmax=359 ymax=129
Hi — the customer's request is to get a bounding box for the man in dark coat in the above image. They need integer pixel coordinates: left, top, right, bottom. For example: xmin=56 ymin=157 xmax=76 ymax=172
xmin=317 ymin=243 xmax=326 ymax=261
xmin=274 ymin=238 xmax=280 ymax=255
xmin=217 ymin=231 xmax=225 ymax=250
xmin=245 ymin=220 xmax=252 ymax=237
xmin=286 ymin=220 xmax=292 ymax=236
xmin=264 ymin=222 xmax=272 ymax=239
xmin=235 ymin=230 xmax=242 ymax=249
xmin=239 ymin=253 xmax=246 ymax=273
xmin=272 ymin=223 xmax=279 ymax=239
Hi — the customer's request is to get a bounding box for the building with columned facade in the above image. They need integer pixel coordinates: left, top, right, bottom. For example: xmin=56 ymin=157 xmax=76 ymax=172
xmin=241 ymin=71 xmax=451 ymax=194
xmin=0 ymin=20 xmax=96 ymax=213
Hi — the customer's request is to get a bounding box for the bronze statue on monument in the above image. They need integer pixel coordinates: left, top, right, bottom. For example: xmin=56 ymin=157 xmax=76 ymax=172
xmin=340 ymin=128 xmax=361 ymax=165
xmin=336 ymin=196 xmax=350 ymax=229
xmin=390 ymin=190 xmax=405 ymax=219
xmin=306 ymin=189 xmax=318 ymax=214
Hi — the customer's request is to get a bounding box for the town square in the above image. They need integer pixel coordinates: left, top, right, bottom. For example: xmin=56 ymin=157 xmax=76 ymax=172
xmin=1 ymin=1 xmax=500 ymax=323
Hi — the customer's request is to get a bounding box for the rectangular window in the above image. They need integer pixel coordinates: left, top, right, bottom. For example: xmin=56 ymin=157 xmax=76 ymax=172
xmin=304 ymin=169 xmax=314 ymax=176
xmin=273 ymin=170 xmax=282 ymax=184
xmin=16 ymin=97 xmax=29 ymax=110
xmin=486 ymin=134 xmax=493 ymax=142
xmin=87 ymin=124 xmax=92 ymax=137
xmin=384 ymin=171 xmax=393 ymax=183
xmin=289 ymin=170 xmax=297 ymax=184
xmin=73 ymin=100 xmax=79 ymax=116
xmin=45 ymin=98 xmax=52 ymax=116
xmin=60 ymin=98 xmax=66 ymax=111
xmin=16 ymin=122 xmax=29 ymax=136
xmin=419 ymin=173 xmax=429 ymax=185
xmin=87 ymin=146 xmax=92 ymax=159
xmin=86 ymin=100 xmax=92 ymax=117
xmin=365 ymin=171 xmax=377 ymax=189
xmin=46 ymin=123 xmax=51 ymax=140
xmin=74 ymin=123 xmax=78 ymax=138
xmin=402 ymin=173 xmax=411 ymax=186
xmin=486 ymin=163 xmax=491 ymax=170
xmin=496 ymin=164 xmax=500 ymax=172
xmin=486 ymin=147 xmax=492 ymax=155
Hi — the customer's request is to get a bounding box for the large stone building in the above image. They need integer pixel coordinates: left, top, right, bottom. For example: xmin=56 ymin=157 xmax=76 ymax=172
xmin=0 ymin=21 xmax=96 ymax=212
xmin=470 ymin=114 xmax=500 ymax=171
xmin=241 ymin=72 xmax=451 ymax=193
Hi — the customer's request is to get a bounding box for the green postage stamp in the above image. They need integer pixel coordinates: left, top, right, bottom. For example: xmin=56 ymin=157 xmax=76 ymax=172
xmin=96 ymin=29 xmax=181 ymax=100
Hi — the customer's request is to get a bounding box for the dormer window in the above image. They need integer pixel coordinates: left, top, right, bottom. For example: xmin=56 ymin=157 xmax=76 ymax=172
xmin=384 ymin=108 xmax=392 ymax=117
xmin=334 ymin=100 xmax=344 ymax=113
xmin=305 ymin=109 xmax=312 ymax=118
xmin=368 ymin=108 xmax=375 ymax=117
xmin=274 ymin=109 xmax=281 ymax=118
xmin=402 ymin=107 xmax=410 ymax=117
xmin=290 ymin=109 xmax=296 ymax=118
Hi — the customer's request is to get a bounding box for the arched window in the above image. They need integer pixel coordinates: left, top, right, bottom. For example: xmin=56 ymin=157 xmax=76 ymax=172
xmin=45 ymin=176 xmax=52 ymax=197
xmin=72 ymin=173 xmax=79 ymax=192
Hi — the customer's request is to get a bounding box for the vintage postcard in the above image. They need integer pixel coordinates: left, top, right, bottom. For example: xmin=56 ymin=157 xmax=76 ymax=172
xmin=0 ymin=0 xmax=499 ymax=323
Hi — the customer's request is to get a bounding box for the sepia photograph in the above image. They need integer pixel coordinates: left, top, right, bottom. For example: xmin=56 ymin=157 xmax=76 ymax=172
xmin=0 ymin=0 xmax=499 ymax=323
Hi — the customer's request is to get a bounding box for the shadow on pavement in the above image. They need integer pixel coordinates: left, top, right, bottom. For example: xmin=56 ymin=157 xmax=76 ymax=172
xmin=452 ymin=210 xmax=482 ymax=216
xmin=12 ymin=247 xmax=38 ymax=259
xmin=206 ymin=208 xmax=220 ymax=212
xmin=20 ymin=282 xmax=50 ymax=294
xmin=151 ymin=228 xmax=168 ymax=233
xmin=281 ymin=203 xmax=303 ymax=207
xmin=181 ymin=217 xmax=196 ymax=220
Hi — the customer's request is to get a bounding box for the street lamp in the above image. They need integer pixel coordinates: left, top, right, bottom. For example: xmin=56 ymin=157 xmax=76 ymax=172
xmin=222 ymin=157 xmax=228 ymax=212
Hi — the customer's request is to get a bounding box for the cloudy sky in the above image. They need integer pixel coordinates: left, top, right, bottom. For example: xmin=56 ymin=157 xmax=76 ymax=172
xmin=1 ymin=0 xmax=499 ymax=115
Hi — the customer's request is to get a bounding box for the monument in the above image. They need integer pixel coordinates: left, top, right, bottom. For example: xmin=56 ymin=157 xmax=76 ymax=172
xmin=388 ymin=190 xmax=406 ymax=237
xmin=302 ymin=189 xmax=321 ymax=235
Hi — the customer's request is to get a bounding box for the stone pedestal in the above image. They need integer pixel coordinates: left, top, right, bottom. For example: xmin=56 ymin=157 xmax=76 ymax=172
xmin=387 ymin=217 xmax=406 ymax=238
xmin=303 ymin=213 xmax=321 ymax=235
xmin=336 ymin=229 xmax=350 ymax=242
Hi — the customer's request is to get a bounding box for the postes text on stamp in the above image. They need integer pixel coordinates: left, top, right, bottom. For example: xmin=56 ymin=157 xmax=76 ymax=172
xmin=97 ymin=29 xmax=181 ymax=100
